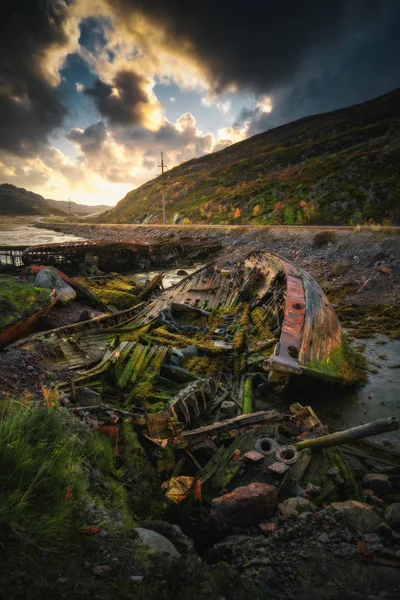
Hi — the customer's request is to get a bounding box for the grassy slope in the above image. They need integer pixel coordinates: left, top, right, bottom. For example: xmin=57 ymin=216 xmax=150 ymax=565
xmin=99 ymin=88 xmax=400 ymax=226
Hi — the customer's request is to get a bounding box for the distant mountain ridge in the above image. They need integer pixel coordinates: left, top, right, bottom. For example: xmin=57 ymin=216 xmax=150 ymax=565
xmin=46 ymin=198 xmax=113 ymax=216
xmin=0 ymin=184 xmax=112 ymax=216
xmin=98 ymin=88 xmax=400 ymax=226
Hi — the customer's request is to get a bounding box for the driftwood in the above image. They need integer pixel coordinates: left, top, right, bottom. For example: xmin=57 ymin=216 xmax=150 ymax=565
xmin=295 ymin=417 xmax=399 ymax=450
xmin=181 ymin=410 xmax=282 ymax=443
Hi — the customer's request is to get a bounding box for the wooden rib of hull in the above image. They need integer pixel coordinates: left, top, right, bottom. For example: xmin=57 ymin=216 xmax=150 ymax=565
xmin=0 ymin=299 xmax=57 ymax=348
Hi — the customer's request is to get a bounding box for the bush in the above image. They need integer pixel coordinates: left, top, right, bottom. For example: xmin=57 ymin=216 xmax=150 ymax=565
xmin=312 ymin=230 xmax=336 ymax=247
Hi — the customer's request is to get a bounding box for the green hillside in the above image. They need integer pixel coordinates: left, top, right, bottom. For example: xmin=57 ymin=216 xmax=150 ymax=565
xmin=99 ymin=88 xmax=400 ymax=226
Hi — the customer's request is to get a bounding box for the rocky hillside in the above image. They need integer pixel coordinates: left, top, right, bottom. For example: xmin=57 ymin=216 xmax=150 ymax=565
xmin=99 ymin=88 xmax=400 ymax=226
xmin=0 ymin=184 xmax=111 ymax=216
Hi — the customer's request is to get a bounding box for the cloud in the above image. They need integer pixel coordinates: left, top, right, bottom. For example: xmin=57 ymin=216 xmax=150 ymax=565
xmin=105 ymin=1 xmax=349 ymax=94
xmin=83 ymin=70 xmax=161 ymax=128
xmin=0 ymin=0 xmax=81 ymax=156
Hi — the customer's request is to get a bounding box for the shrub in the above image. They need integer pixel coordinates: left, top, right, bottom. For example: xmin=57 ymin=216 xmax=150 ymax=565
xmin=312 ymin=230 xmax=336 ymax=247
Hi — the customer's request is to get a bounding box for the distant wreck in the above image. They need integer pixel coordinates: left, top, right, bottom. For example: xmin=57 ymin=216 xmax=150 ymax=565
xmin=20 ymin=237 xmax=222 ymax=272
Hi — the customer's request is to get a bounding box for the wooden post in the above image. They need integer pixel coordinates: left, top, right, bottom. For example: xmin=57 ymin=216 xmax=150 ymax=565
xmin=295 ymin=417 xmax=398 ymax=450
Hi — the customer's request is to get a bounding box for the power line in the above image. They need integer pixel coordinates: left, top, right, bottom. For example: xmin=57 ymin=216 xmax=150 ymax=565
xmin=158 ymin=152 xmax=167 ymax=224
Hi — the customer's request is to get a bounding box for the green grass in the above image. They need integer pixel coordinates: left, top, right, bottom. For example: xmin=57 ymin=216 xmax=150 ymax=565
xmin=0 ymin=400 xmax=260 ymax=600
xmin=0 ymin=276 xmax=52 ymax=329
xmin=0 ymin=399 xmax=119 ymax=554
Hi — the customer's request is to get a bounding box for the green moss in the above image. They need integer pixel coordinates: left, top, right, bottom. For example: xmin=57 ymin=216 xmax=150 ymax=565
xmin=184 ymin=355 xmax=225 ymax=377
xmin=0 ymin=276 xmax=52 ymax=328
xmin=306 ymin=335 xmax=367 ymax=386
xmin=242 ymin=377 xmax=253 ymax=414
xmin=250 ymin=306 xmax=275 ymax=341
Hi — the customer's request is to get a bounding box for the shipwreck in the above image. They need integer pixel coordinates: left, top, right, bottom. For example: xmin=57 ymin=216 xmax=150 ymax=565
xmin=20 ymin=236 xmax=222 ymax=272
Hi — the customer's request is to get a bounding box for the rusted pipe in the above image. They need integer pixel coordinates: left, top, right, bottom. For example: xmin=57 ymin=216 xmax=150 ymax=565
xmin=295 ymin=417 xmax=398 ymax=450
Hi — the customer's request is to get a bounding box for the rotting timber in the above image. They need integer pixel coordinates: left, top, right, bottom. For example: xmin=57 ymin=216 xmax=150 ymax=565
xmin=6 ymin=247 xmax=398 ymax=532
xmin=21 ymin=236 xmax=222 ymax=272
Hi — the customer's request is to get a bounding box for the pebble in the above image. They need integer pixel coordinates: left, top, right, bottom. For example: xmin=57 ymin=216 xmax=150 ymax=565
xmin=131 ymin=575 xmax=144 ymax=583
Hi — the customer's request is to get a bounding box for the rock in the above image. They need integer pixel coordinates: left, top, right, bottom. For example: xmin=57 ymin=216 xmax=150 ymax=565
xmin=221 ymin=400 xmax=238 ymax=415
xmin=362 ymin=474 xmax=392 ymax=496
xmin=379 ymin=265 xmax=393 ymax=275
xmin=180 ymin=345 xmax=199 ymax=359
xmin=134 ymin=527 xmax=181 ymax=558
xmin=79 ymin=309 xmax=103 ymax=322
xmin=210 ymin=482 xmax=278 ymax=530
xmin=318 ymin=532 xmax=330 ymax=544
xmin=385 ymin=503 xmax=400 ymax=532
xmin=304 ymin=483 xmax=321 ymax=498
xmin=328 ymin=501 xmax=382 ymax=533
xmin=138 ymin=520 xmax=195 ymax=555
xmin=131 ymin=576 xmax=144 ymax=583
xmin=176 ymin=269 xmax=188 ymax=276
xmin=279 ymin=497 xmax=316 ymax=519
xmin=34 ymin=269 xmax=76 ymax=304
xmin=92 ymin=565 xmax=111 ymax=577
xmin=259 ymin=522 xmax=278 ymax=535
xmin=76 ymin=387 xmax=102 ymax=406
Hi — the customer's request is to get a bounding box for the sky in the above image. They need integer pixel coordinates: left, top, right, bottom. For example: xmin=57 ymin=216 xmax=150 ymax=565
xmin=0 ymin=1 xmax=399 ymax=207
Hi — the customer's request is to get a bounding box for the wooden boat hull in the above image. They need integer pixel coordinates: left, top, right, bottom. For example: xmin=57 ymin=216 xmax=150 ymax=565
xmin=0 ymin=299 xmax=57 ymax=348
xmin=239 ymin=251 xmax=343 ymax=378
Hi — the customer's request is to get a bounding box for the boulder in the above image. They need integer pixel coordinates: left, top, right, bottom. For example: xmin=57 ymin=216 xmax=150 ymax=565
xmin=385 ymin=503 xmax=400 ymax=532
xmin=279 ymin=497 xmax=316 ymax=519
xmin=362 ymin=474 xmax=392 ymax=496
xmin=210 ymin=482 xmax=278 ymax=530
xmin=327 ymin=500 xmax=382 ymax=533
xmin=134 ymin=527 xmax=180 ymax=558
xmin=34 ymin=269 xmax=76 ymax=304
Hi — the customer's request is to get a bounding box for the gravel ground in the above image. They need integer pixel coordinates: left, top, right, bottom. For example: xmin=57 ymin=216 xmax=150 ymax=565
xmin=207 ymin=507 xmax=400 ymax=599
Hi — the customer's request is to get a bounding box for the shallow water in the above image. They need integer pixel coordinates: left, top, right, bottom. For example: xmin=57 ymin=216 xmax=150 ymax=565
xmin=132 ymin=264 xmax=203 ymax=289
xmin=0 ymin=223 xmax=85 ymax=246
xmin=309 ymin=334 xmax=400 ymax=451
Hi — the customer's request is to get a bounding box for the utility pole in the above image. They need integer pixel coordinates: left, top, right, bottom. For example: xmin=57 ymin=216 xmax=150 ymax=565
xmin=158 ymin=152 xmax=167 ymax=224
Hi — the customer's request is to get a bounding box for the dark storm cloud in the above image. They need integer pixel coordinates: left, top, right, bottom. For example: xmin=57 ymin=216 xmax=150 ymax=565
xmin=83 ymin=71 xmax=149 ymax=124
xmin=108 ymin=0 xmax=354 ymax=93
xmin=0 ymin=0 xmax=69 ymax=156
xmin=109 ymin=0 xmax=400 ymax=128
